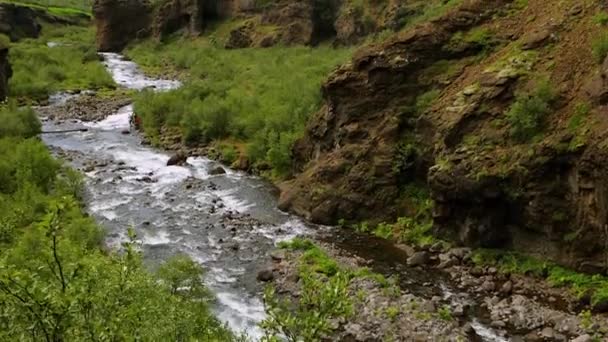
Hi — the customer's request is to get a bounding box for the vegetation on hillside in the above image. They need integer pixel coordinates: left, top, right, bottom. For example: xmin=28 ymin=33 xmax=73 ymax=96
xmin=0 ymin=0 xmax=92 ymax=16
xmin=9 ymin=24 xmax=114 ymax=102
xmin=128 ymin=37 xmax=351 ymax=178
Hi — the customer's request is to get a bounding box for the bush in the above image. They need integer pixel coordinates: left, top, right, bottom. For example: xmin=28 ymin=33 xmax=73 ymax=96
xmin=592 ymin=32 xmax=608 ymax=63
xmin=506 ymin=80 xmax=557 ymax=141
xmin=594 ymin=12 xmax=608 ymax=26
xmin=9 ymin=25 xmax=114 ymax=101
xmin=0 ymin=102 xmax=41 ymax=138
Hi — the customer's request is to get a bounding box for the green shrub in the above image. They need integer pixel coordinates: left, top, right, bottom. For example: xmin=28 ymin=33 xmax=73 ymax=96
xmin=594 ymin=12 xmax=608 ymax=26
xmin=592 ymin=33 xmax=608 ymax=63
xmin=0 ymin=102 xmax=41 ymax=138
xmin=220 ymin=144 xmax=238 ymax=164
xmin=506 ymin=80 xmax=557 ymax=141
xmin=9 ymin=25 xmax=114 ymax=101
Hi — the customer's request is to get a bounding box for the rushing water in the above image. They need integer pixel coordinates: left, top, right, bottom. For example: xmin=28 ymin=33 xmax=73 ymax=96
xmin=42 ymin=53 xmax=311 ymax=339
xmin=41 ymin=53 xmax=509 ymax=341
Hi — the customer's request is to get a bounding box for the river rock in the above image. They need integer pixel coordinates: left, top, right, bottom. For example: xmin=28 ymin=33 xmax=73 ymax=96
xmin=121 ymin=129 xmax=130 ymax=135
xmin=539 ymin=327 xmax=555 ymax=339
xmin=270 ymin=250 xmax=286 ymax=262
xmin=210 ymin=166 xmax=227 ymax=175
xmin=407 ymin=251 xmax=429 ymax=267
xmin=500 ymin=281 xmax=513 ymax=295
xmin=257 ymin=268 xmax=274 ymax=282
xmin=572 ymin=334 xmax=592 ymax=342
xmin=481 ymin=280 xmax=495 ymax=292
xmin=167 ymin=151 xmax=187 ymax=166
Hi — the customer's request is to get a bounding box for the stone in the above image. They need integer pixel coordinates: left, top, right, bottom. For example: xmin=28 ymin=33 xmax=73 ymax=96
xmin=93 ymin=0 xmax=152 ymax=52
xmin=540 ymin=327 xmax=555 ymax=339
xmin=167 ymin=151 xmax=187 ymax=166
xmin=407 ymin=251 xmax=430 ymax=267
xmin=225 ymin=24 xmax=254 ymax=49
xmin=571 ymin=334 xmax=592 ymax=342
xmin=521 ymin=29 xmax=552 ymax=50
xmin=491 ymin=320 xmax=506 ymax=328
xmin=481 ymin=280 xmax=495 ymax=292
xmin=256 ymin=268 xmax=274 ymax=282
xmin=592 ymin=297 xmax=608 ymax=313
xmin=500 ymin=281 xmax=513 ymax=295
xmin=209 ymin=166 xmax=227 ymax=175
xmin=270 ymin=250 xmax=286 ymax=262
xmin=121 ymin=129 xmax=130 ymax=135
xmin=450 ymin=247 xmax=472 ymax=260
xmin=452 ymin=304 xmax=465 ymax=317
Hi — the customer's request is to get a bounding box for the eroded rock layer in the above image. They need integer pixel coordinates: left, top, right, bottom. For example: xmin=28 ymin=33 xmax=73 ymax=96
xmin=280 ymin=0 xmax=608 ymax=272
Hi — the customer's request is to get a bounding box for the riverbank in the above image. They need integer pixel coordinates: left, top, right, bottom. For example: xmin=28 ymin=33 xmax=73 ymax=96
xmin=42 ymin=48 xmax=608 ymax=341
xmin=263 ymin=234 xmax=608 ymax=341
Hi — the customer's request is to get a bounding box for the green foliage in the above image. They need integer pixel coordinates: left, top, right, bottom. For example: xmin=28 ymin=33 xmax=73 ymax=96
xmin=0 ymin=112 xmax=238 ymax=341
xmin=472 ymin=249 xmax=608 ymax=307
xmin=506 ymin=80 xmax=557 ymax=141
xmin=128 ymin=38 xmax=351 ymax=178
xmin=278 ymin=237 xmax=316 ymax=251
xmin=300 ymin=245 xmax=340 ymax=276
xmin=415 ymin=89 xmax=440 ymax=115
xmin=261 ymin=272 xmax=352 ymax=342
xmin=385 ymin=306 xmax=400 ymax=321
xmin=594 ymin=12 xmax=608 ymax=26
xmin=437 ymin=305 xmax=452 ymax=321
xmin=592 ymin=32 xmax=608 ymax=63
xmin=0 ymin=102 xmax=41 ymax=138
xmin=220 ymin=144 xmax=238 ymax=164
xmin=568 ymin=102 xmax=591 ymax=132
xmin=9 ymin=25 xmax=114 ymax=102
xmin=265 ymin=239 xmax=400 ymax=341
xmin=567 ymin=102 xmax=591 ymax=151
xmin=0 ymin=0 xmax=92 ymax=16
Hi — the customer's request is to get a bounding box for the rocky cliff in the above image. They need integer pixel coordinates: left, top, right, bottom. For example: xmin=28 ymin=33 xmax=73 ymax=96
xmin=94 ymin=0 xmax=426 ymax=50
xmin=94 ymin=0 xmax=152 ymax=51
xmin=280 ymin=0 xmax=608 ymax=272
xmin=0 ymin=2 xmax=84 ymax=41
xmin=0 ymin=45 xmax=11 ymax=102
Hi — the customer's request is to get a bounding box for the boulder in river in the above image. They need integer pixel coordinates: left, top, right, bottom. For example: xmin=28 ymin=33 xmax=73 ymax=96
xmin=209 ymin=166 xmax=226 ymax=175
xmin=167 ymin=151 xmax=187 ymax=166
xmin=257 ymin=268 xmax=274 ymax=282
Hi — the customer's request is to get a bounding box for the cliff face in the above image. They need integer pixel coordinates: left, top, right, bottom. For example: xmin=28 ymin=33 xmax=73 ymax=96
xmin=280 ymin=0 xmax=608 ymax=272
xmin=94 ymin=0 xmax=426 ymax=51
xmin=93 ymin=0 xmax=152 ymax=52
xmin=0 ymin=3 xmax=41 ymax=41
xmin=0 ymin=46 xmax=11 ymax=102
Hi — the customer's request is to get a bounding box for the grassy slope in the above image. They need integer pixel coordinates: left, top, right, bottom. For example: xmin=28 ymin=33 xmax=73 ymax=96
xmin=127 ymin=34 xmax=352 ymax=178
xmin=8 ymin=24 xmax=115 ymax=102
xmin=0 ymin=0 xmax=91 ymax=16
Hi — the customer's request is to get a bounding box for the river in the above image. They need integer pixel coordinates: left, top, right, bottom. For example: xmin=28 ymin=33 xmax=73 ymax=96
xmin=40 ymin=52 xmax=511 ymax=341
